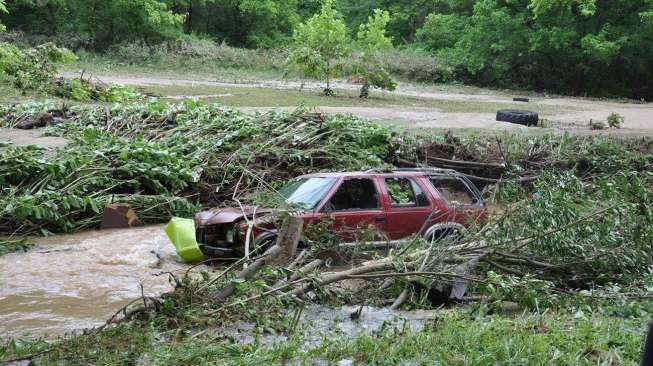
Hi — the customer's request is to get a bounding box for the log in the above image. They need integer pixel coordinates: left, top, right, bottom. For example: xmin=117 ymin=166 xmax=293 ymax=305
xmin=339 ymin=239 xmax=411 ymax=250
xmin=287 ymin=260 xmax=401 ymax=297
xmin=214 ymin=245 xmax=282 ymax=301
xmin=272 ymin=259 xmax=324 ymax=289
xmin=270 ymin=216 xmax=303 ymax=267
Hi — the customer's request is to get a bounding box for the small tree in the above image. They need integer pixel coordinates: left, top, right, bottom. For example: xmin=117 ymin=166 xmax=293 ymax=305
xmin=607 ymin=112 xmax=625 ymax=128
xmin=288 ymin=0 xmax=349 ymax=96
xmin=353 ymin=9 xmax=396 ymax=98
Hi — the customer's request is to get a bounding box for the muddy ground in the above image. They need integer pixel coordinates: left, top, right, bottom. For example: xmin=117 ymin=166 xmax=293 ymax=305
xmin=0 ymin=128 xmax=68 ymax=149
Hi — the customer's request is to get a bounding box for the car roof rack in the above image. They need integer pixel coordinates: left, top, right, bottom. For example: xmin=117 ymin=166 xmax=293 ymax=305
xmin=363 ymin=168 xmax=393 ymax=173
xmin=392 ymin=167 xmax=459 ymax=175
xmin=363 ymin=167 xmax=465 ymax=176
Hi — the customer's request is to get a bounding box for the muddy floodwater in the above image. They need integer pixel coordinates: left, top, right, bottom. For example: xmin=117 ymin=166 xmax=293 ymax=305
xmin=0 ymin=225 xmax=192 ymax=338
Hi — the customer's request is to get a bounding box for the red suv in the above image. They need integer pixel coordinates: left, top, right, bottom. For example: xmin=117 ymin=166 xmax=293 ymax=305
xmin=194 ymin=168 xmax=487 ymax=256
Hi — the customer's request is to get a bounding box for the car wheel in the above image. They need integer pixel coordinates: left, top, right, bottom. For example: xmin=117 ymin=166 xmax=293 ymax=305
xmin=236 ymin=234 xmax=276 ymax=258
xmin=423 ymin=224 xmax=465 ymax=245
xmin=496 ymin=109 xmax=539 ymax=126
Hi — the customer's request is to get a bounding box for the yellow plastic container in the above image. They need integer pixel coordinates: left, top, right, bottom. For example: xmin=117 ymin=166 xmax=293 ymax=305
xmin=165 ymin=217 xmax=204 ymax=263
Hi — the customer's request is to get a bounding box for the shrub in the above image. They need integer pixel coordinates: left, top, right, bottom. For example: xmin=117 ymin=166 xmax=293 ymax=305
xmin=376 ymin=48 xmax=454 ymax=83
xmin=102 ymin=39 xmax=288 ymax=71
xmin=607 ymin=112 xmax=625 ymax=128
xmin=0 ymin=42 xmax=75 ymax=92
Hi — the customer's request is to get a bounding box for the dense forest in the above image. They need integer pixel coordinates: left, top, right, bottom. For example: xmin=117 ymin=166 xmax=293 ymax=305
xmin=1 ymin=0 xmax=653 ymax=98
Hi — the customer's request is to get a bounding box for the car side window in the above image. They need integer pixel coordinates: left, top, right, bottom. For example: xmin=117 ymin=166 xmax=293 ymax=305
xmin=324 ymin=178 xmax=380 ymax=211
xmin=429 ymin=177 xmax=478 ymax=205
xmin=385 ymin=177 xmax=430 ymax=208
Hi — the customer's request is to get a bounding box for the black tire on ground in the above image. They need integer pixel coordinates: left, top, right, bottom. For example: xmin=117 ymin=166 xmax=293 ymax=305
xmin=496 ymin=109 xmax=539 ymax=126
xmin=513 ymin=97 xmax=530 ymax=102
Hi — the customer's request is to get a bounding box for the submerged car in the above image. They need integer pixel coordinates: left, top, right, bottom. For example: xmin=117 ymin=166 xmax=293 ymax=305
xmin=194 ymin=168 xmax=487 ymax=257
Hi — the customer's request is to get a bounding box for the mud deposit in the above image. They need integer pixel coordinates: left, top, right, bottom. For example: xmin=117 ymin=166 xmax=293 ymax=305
xmin=0 ymin=226 xmax=191 ymax=338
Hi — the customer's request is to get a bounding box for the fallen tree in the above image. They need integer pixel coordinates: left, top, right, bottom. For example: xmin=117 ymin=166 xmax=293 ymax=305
xmin=2 ymin=101 xmax=652 ymax=235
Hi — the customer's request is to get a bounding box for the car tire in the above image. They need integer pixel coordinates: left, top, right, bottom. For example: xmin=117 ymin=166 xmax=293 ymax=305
xmin=423 ymin=223 xmax=466 ymax=244
xmin=496 ymin=109 xmax=539 ymax=126
xmin=235 ymin=234 xmax=276 ymax=257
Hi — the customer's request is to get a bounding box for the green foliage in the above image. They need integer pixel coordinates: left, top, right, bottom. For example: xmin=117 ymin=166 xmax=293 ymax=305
xmin=486 ymin=171 xmax=653 ymax=284
xmin=416 ymin=0 xmax=653 ymax=99
xmin=0 ymin=238 xmax=34 ymax=256
xmin=417 ymin=13 xmax=466 ymax=50
xmin=0 ymin=0 xmax=6 ymax=33
xmin=590 ymin=120 xmax=607 ymax=130
xmin=3 ymin=309 xmax=645 ymax=365
xmin=234 ymin=0 xmax=301 ymax=47
xmin=0 ymin=101 xmax=395 ymax=235
xmin=57 ymin=79 xmax=143 ymax=102
xmin=0 ymin=42 xmax=141 ymax=101
xmin=288 ymin=0 xmax=350 ymax=94
xmin=0 ymin=42 xmax=75 ymax=92
xmin=3 ymin=0 xmax=185 ymax=49
xmin=351 ymin=8 xmax=397 ymax=98
xmin=356 ymin=9 xmax=393 ymax=54
xmin=481 ymin=271 xmax=558 ymax=310
xmin=607 ymin=112 xmax=625 ymax=128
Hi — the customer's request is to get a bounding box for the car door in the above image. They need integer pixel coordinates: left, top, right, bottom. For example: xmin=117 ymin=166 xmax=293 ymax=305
xmin=381 ymin=176 xmax=434 ymax=239
xmin=316 ymin=177 xmax=387 ymax=241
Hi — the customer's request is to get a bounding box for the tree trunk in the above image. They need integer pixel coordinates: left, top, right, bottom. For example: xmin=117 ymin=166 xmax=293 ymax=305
xmin=270 ymin=216 xmax=303 ymax=267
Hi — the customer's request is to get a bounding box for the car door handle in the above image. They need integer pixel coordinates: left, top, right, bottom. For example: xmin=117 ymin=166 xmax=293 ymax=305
xmin=375 ymin=216 xmax=387 ymax=223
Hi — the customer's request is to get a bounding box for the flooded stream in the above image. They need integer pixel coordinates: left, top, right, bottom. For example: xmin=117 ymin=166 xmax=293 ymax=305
xmin=1 ymin=226 xmax=442 ymax=344
xmin=0 ymin=225 xmax=192 ymax=338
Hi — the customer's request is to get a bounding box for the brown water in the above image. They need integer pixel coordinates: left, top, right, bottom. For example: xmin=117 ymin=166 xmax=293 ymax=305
xmin=0 ymin=225 xmax=193 ymax=338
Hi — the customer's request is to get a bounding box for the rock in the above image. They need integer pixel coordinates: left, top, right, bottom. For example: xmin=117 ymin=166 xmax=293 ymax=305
xmin=15 ymin=112 xmax=54 ymax=129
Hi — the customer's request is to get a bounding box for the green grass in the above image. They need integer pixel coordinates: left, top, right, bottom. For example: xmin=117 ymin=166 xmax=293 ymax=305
xmin=140 ymin=84 xmax=577 ymax=116
xmin=0 ymin=77 xmax=48 ymax=104
xmin=2 ymin=310 xmax=647 ymax=365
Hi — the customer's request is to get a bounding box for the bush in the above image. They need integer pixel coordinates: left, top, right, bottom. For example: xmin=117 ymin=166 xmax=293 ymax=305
xmin=0 ymin=41 xmax=142 ymax=101
xmin=375 ymin=48 xmax=454 ymax=83
xmin=101 ymin=39 xmax=288 ymax=71
xmin=607 ymin=112 xmax=625 ymax=128
xmin=0 ymin=42 xmax=75 ymax=92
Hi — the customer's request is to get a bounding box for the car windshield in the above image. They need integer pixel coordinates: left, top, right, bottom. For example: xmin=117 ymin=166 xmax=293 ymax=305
xmin=278 ymin=177 xmax=337 ymax=209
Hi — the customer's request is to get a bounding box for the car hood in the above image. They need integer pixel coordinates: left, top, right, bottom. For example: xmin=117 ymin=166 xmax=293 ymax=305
xmin=194 ymin=206 xmax=275 ymax=226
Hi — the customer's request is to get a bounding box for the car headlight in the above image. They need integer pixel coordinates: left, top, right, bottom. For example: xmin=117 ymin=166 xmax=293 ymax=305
xmin=225 ymin=228 xmax=235 ymax=243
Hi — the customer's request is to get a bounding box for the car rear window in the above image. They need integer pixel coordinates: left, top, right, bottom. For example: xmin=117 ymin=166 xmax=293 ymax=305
xmin=429 ymin=176 xmax=478 ymax=205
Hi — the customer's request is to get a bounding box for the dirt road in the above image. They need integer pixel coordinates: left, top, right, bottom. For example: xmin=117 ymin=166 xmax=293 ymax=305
xmin=59 ymin=71 xmax=653 ymax=135
xmin=0 ymin=128 xmax=68 ymax=148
